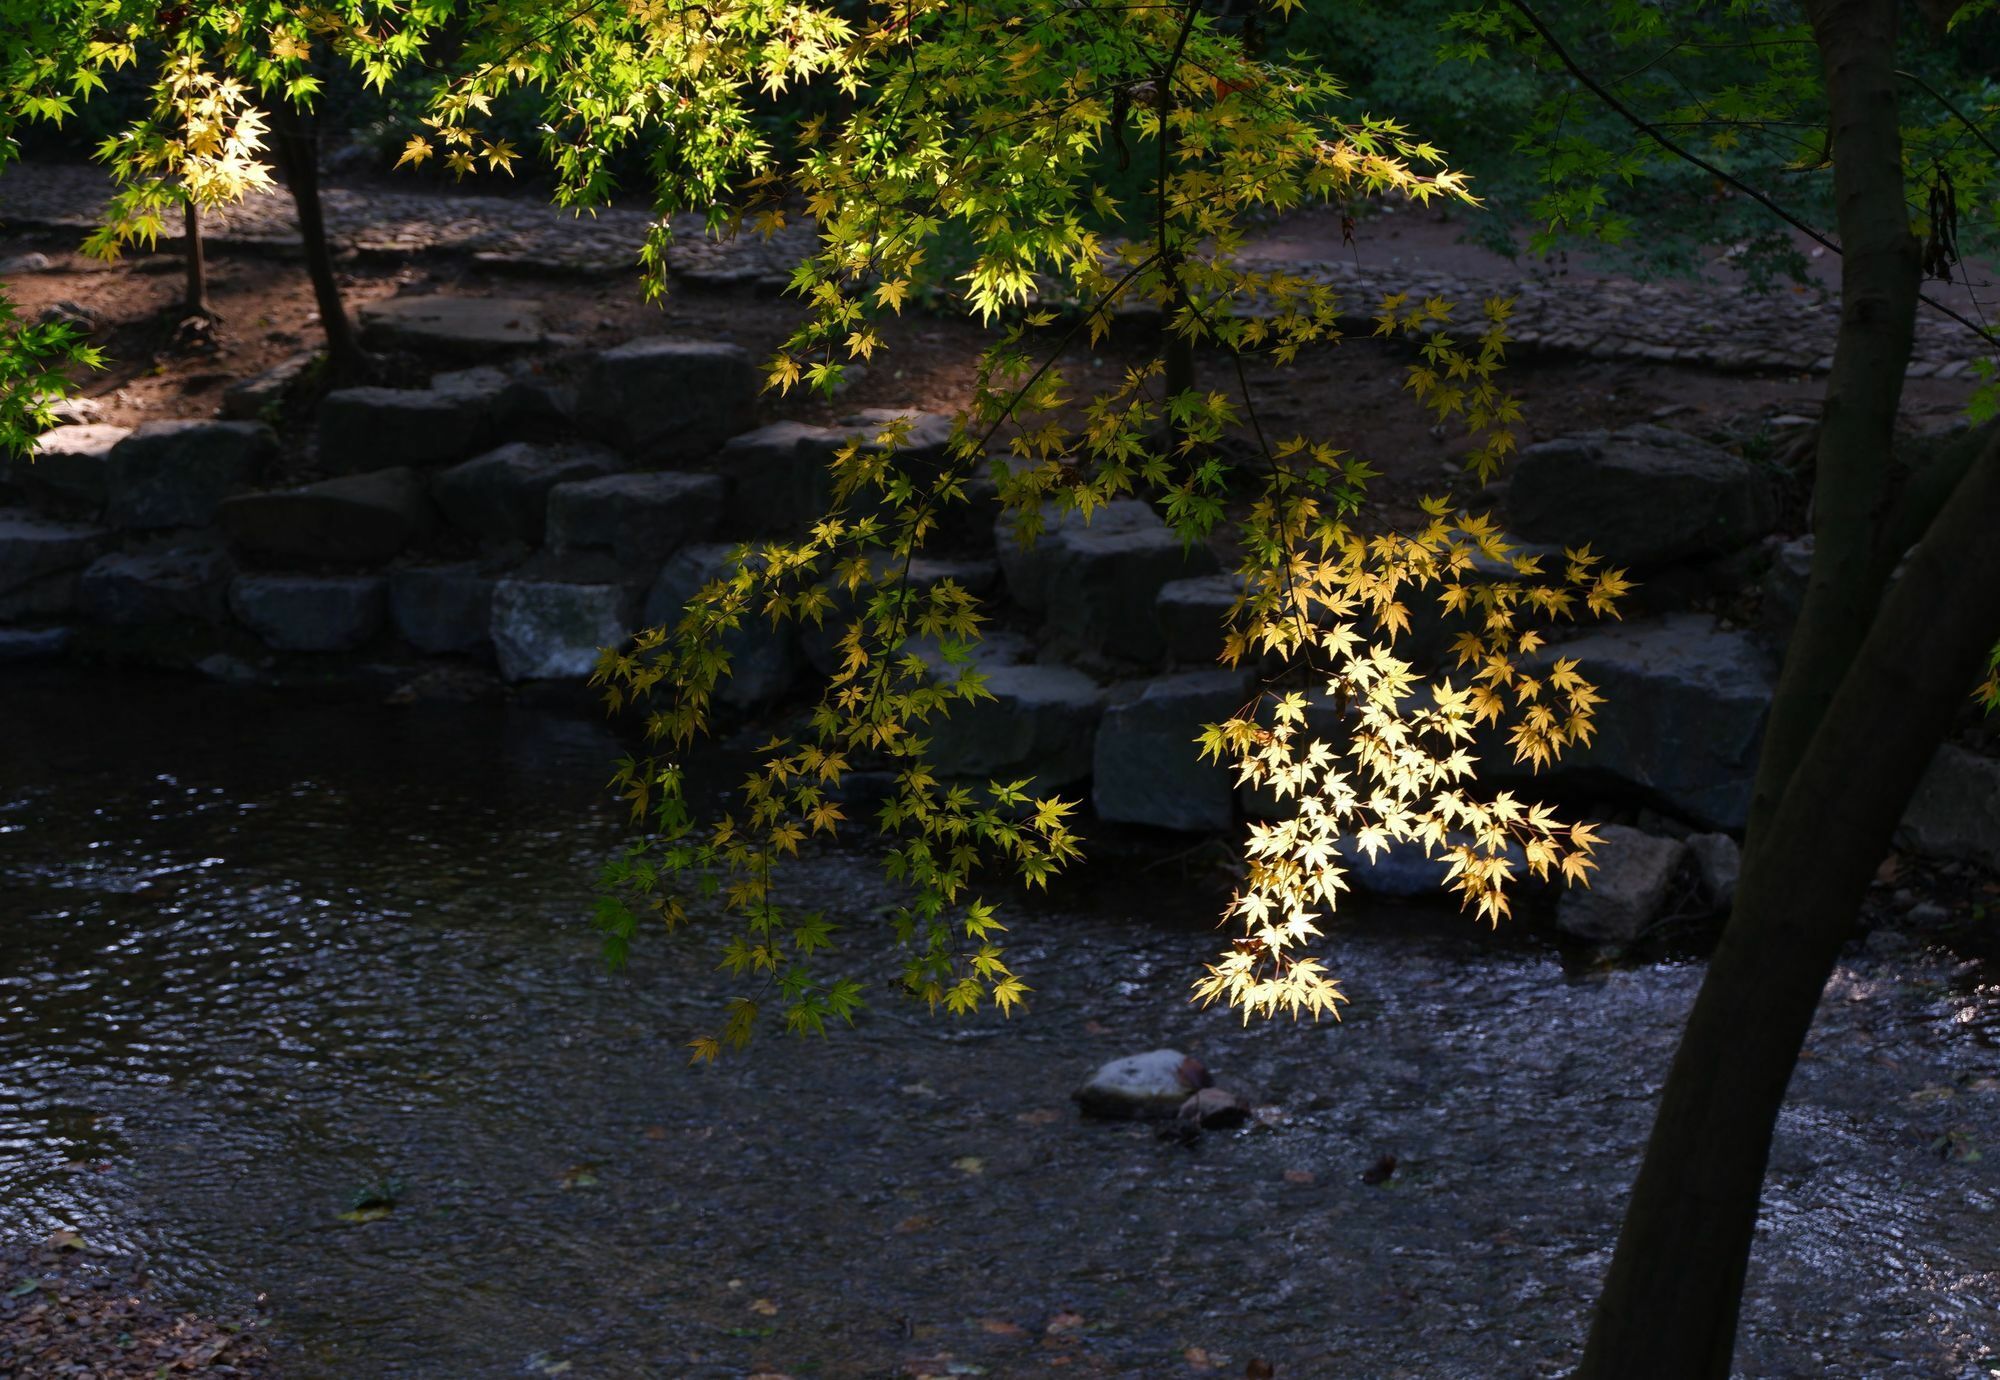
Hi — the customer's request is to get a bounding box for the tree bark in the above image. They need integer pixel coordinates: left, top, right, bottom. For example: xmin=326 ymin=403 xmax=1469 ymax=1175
xmin=182 ymin=199 xmax=211 ymax=318
xmin=268 ymin=101 xmax=362 ymax=378
xmin=1577 ymin=3 xmax=1998 ymax=1374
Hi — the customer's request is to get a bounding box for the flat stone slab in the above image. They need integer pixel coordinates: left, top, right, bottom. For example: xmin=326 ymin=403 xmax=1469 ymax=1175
xmin=317 ymin=387 xmax=492 ymax=471
xmin=999 ymin=499 xmax=1218 ymax=664
xmin=390 ymin=565 xmax=498 ymax=655
xmin=436 ymin=442 xmax=622 ymax=546
xmin=0 ymin=510 xmax=110 ymax=594
xmin=490 ymin=580 xmax=637 ymax=682
xmin=545 ymin=471 xmax=725 ymax=565
xmin=220 ymin=467 xmax=432 ymax=564
xmin=1094 ymin=669 xmax=1252 ymax=831
xmin=926 ymin=658 xmax=1104 ymax=791
xmin=106 ymin=420 xmax=275 ymax=529
xmin=358 ymin=296 xmax=546 ymax=355
xmin=714 ymin=421 xmax=842 ymax=539
xmin=80 ymin=545 xmax=234 ymax=625
xmin=1156 ymin=573 xmax=1245 ymax=666
xmin=0 ymin=627 xmax=71 ymax=662
xmin=9 ymin=423 xmax=129 ymax=510
xmin=229 ymin=574 xmax=386 ymax=652
xmin=578 ymin=338 xmax=757 ymax=464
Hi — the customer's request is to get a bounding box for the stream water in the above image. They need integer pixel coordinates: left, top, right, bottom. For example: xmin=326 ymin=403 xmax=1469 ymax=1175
xmin=1 ymin=670 xmax=1996 ymax=1378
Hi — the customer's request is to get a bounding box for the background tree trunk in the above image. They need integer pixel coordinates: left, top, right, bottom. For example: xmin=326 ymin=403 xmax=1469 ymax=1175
xmin=1578 ymin=1 xmax=2000 ymax=1373
xmin=268 ymin=100 xmax=362 ymax=378
xmin=182 ymin=199 xmax=210 ymax=318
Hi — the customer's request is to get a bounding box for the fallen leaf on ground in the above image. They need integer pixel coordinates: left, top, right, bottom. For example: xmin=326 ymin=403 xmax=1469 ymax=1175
xmin=1015 ymin=1108 xmax=1062 ymax=1126
xmin=1045 ymin=1310 xmax=1085 ymax=1335
xmin=893 ymin=1215 xmax=933 ymax=1233
xmin=980 ymin=1319 xmax=1026 ymax=1336
xmin=749 ymin=1297 xmax=780 ymax=1316
xmin=643 ymin=1126 xmax=668 ymax=1141
xmin=1283 ymin=1169 xmax=1316 ymax=1185
xmin=1184 ymin=1344 xmax=1216 ymax=1368
xmin=951 ymin=1156 xmax=985 ymax=1175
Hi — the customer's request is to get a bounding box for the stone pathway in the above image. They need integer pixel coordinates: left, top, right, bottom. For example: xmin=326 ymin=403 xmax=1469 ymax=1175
xmin=1 ymin=162 xmax=1990 ymax=376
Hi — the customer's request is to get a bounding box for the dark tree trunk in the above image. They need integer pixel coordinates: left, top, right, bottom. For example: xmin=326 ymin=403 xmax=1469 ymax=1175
xmin=268 ymin=101 xmax=362 ymax=378
xmin=1577 ymin=1 xmax=2000 ymax=1374
xmin=182 ymin=199 xmax=211 ymax=318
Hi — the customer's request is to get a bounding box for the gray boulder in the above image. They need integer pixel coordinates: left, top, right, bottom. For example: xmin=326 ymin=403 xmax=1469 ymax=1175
xmin=1508 ymin=425 xmax=1778 ymax=570
xmin=1073 ymin=1049 xmax=1204 ymax=1120
xmin=229 ymin=574 xmax=386 ymax=652
xmin=642 ymin=545 xmax=799 ymax=709
xmin=1523 ymin=615 xmax=1776 ymax=830
xmin=1156 ymin=573 xmax=1245 ymax=665
xmin=11 ymin=423 xmax=129 ymax=511
xmin=545 ymin=471 xmax=726 ymax=565
xmin=998 ymin=500 xmax=1219 ymax=664
xmin=431 ymin=363 xmax=572 ymax=432
xmin=317 ymin=387 xmax=490 ymax=471
xmin=219 ymin=467 xmax=432 ymax=564
xmin=0 ymin=627 xmax=71 ymax=662
xmin=714 ymin=421 xmax=841 ymax=538
xmin=1686 ymin=831 xmax=1743 ymax=912
xmin=1898 ymin=746 xmax=2000 ymax=871
xmin=435 ymin=442 xmax=623 ymax=545
xmin=105 ymin=420 xmax=275 ymax=529
xmin=578 ymin=338 xmax=757 ymax=463
xmin=490 ymin=580 xmax=637 ymax=682
xmin=1556 ymin=824 xmax=1687 ymax=943
xmin=0 ymin=511 xmax=109 ymax=597
xmin=79 ymin=545 xmax=234 ymax=625
xmin=389 ymin=565 xmax=497 ymax=656
xmin=1093 ymin=669 xmax=1253 ymax=831
xmin=357 ymin=296 xmax=546 ymax=356
xmin=927 ymin=659 xmax=1105 ymax=791
xmin=1335 ymin=834 xmax=1529 ymax=900
xmin=221 ymin=352 xmax=315 ymax=421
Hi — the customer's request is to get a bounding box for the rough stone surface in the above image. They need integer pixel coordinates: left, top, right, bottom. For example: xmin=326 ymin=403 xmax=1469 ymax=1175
xmin=11 ymin=423 xmax=129 ymax=510
xmin=1156 ymin=573 xmax=1245 ymax=665
xmin=389 ymin=565 xmax=497 ymax=655
xmin=431 ymin=363 xmax=572 ymax=432
xmin=998 ymin=500 xmax=1219 ymax=664
xmin=1525 ymin=615 xmax=1776 ymax=830
xmin=79 ymin=545 xmax=234 ymax=625
xmin=358 ymin=295 xmax=546 ymax=355
xmin=1508 ymin=425 xmax=1778 ymax=570
xmin=219 ymin=467 xmax=432 ymax=564
xmin=105 ymin=420 xmax=275 ymax=529
xmin=0 ymin=627 xmax=70 ymax=661
xmin=545 ymin=471 xmax=726 ymax=564
xmin=1073 ymin=1049 xmax=1199 ymax=1120
xmin=1686 ymin=831 xmax=1743 ymax=912
xmin=435 ymin=442 xmax=622 ymax=545
xmin=317 ymin=387 xmax=490 ymax=471
xmin=0 ymin=511 xmax=109 ymax=596
xmin=229 ymin=574 xmax=386 ymax=652
xmin=1556 ymin=824 xmax=1687 ymax=943
xmin=927 ymin=659 xmax=1105 ymax=791
xmin=221 ymin=352 xmax=315 ymax=421
xmin=1897 ymin=746 xmax=2000 ymax=871
xmin=1334 ymin=835 xmax=1529 ymax=900
xmin=578 ymin=338 xmax=757 ymax=463
xmin=1758 ymin=534 xmax=1814 ymax=653
xmin=1093 ymin=669 xmax=1252 ymax=831
xmin=714 ymin=421 xmax=841 ymax=538
xmin=1179 ymin=1087 xmax=1252 ymax=1130
xmin=490 ymin=580 xmax=636 ymax=682
xmin=642 ymin=545 xmax=799 ymax=709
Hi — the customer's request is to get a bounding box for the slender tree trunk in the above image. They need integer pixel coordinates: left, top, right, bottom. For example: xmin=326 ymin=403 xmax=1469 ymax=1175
xmin=1577 ymin=2 xmax=1995 ymax=1373
xmin=268 ymin=101 xmax=362 ymax=378
xmin=182 ymin=199 xmax=211 ymax=318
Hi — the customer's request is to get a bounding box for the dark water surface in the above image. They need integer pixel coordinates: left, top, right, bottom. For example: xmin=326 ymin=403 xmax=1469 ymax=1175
xmin=2 ymin=671 xmax=1996 ymax=1378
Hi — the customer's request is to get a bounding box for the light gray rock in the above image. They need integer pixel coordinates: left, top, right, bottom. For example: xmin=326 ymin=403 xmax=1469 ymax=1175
xmin=79 ymin=545 xmax=234 ymax=625
xmin=490 ymin=580 xmax=637 ymax=682
xmin=998 ymin=500 xmax=1219 ymax=664
xmin=435 ymin=442 xmax=622 ymax=545
xmin=1507 ymin=425 xmax=1778 ymax=570
xmin=389 ymin=565 xmax=497 ymax=655
xmin=0 ymin=252 xmax=52 ymax=274
xmin=0 ymin=510 xmax=109 ymax=595
xmin=834 ymin=407 xmax=958 ymax=461
xmin=928 ymin=660 xmax=1105 ymax=791
xmin=229 ymin=574 xmax=386 ymax=652
xmin=1073 ymin=1049 xmax=1201 ymax=1120
xmin=1556 ymin=824 xmax=1686 ymax=943
xmin=105 ymin=420 xmax=275 ymax=529
xmin=10 ymin=423 xmax=129 ymax=511
xmin=642 ymin=545 xmax=799 ymax=710
xmin=578 ymin=338 xmax=757 ymax=463
xmin=316 ymin=386 xmax=490 ymax=471
xmin=1093 ymin=669 xmax=1253 ymax=831
xmin=219 ymin=467 xmax=432 ymax=564
xmin=714 ymin=421 xmax=841 ymax=538
xmin=221 ymin=352 xmax=315 ymax=421
xmin=1686 ymin=831 xmax=1743 ymax=911
xmin=545 ymin=471 xmax=726 ymax=564
xmin=1898 ymin=746 xmax=2000 ymax=871
xmin=0 ymin=627 xmax=71 ymax=661
xmin=1522 ymin=615 xmax=1776 ymax=830
xmin=1156 ymin=573 xmax=1245 ymax=665
xmin=358 ymin=295 xmax=546 ymax=355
